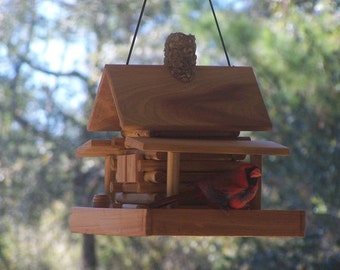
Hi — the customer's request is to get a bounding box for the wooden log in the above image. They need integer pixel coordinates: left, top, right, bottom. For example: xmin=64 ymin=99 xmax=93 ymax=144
xmin=125 ymin=137 xmax=290 ymax=156
xmin=117 ymin=154 xmax=149 ymax=183
xmin=138 ymin=160 xmax=167 ymax=171
xmin=126 ymin=154 xmax=144 ymax=183
xmin=115 ymin=192 xmax=164 ymax=204
xmin=167 ymin=152 xmax=180 ymax=196
xmin=144 ymin=171 xmax=167 ymax=183
xmin=92 ymin=194 xmax=111 ymax=208
xmin=121 ymin=182 xmax=194 ymax=193
xmin=105 ymin=156 xmax=116 ymax=203
xmin=121 ymin=183 xmax=165 ymax=193
xmin=143 ymin=151 xmax=245 ymax=161
xmin=138 ymin=159 xmax=241 ymax=172
xmin=181 ymin=153 xmax=246 ymax=161
xmin=121 ymin=130 xmax=152 ymax=138
xmin=143 ymin=151 xmax=167 ymax=160
xmin=116 ymin=155 xmax=127 ymax=183
xmin=121 ymin=204 xmax=147 ymax=209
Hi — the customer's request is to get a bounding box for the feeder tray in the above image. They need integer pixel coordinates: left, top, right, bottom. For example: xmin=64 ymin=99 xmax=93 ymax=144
xmin=69 ymin=65 xmax=305 ymax=237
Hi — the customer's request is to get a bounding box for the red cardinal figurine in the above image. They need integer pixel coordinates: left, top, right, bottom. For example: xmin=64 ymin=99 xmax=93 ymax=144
xmin=149 ymin=163 xmax=261 ymax=209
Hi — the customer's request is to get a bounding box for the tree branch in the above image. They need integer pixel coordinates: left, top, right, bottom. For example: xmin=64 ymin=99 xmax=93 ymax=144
xmin=19 ymin=55 xmax=89 ymax=82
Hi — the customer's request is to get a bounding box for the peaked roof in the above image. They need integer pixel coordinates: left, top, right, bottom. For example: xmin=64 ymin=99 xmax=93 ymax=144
xmin=87 ymin=65 xmax=272 ymax=135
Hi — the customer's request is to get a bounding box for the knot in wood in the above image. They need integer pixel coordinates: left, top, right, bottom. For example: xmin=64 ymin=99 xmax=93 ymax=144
xmin=164 ymin=32 xmax=197 ymax=83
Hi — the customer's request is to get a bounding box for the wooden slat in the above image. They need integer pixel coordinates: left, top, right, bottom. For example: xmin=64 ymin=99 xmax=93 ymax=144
xmin=125 ymin=137 xmax=289 ymax=156
xmin=70 ymin=207 xmax=148 ymax=236
xmin=250 ymin=155 xmax=262 ymax=209
xmin=75 ymin=140 xmax=125 ymax=157
xmin=104 ymin=156 xmax=116 ymax=202
xmin=116 ymin=155 xmax=127 ymax=183
xmin=150 ymin=209 xmax=305 ymax=237
xmin=144 ymin=171 xmax=223 ymax=183
xmin=120 ymin=182 xmax=194 ymax=193
xmin=167 ymin=152 xmax=180 ymax=196
xmin=70 ymin=207 xmax=305 ymax=237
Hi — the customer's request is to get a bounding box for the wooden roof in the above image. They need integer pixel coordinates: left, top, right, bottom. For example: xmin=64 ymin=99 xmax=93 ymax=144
xmin=87 ymin=65 xmax=272 ymax=135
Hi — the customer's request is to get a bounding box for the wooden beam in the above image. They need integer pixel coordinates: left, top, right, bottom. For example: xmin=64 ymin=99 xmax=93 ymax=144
xmin=87 ymin=70 xmax=121 ymax=131
xmin=125 ymin=137 xmax=289 ymax=156
xmin=150 ymin=209 xmax=305 ymax=237
xmin=104 ymin=156 xmax=116 ymax=203
xmin=70 ymin=207 xmax=305 ymax=237
xmin=167 ymin=152 xmax=180 ymax=196
xmin=70 ymin=207 xmax=148 ymax=236
xmin=75 ymin=139 xmax=125 ymax=157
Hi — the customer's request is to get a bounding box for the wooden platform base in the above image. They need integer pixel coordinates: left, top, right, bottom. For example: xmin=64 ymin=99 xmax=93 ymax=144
xmin=70 ymin=207 xmax=305 ymax=237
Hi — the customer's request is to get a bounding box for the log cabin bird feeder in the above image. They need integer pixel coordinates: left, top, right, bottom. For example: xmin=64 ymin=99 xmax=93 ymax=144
xmin=70 ymin=1 xmax=305 ymax=237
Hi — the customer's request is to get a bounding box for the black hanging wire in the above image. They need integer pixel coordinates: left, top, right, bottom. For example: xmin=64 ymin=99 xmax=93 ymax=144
xmin=126 ymin=0 xmax=147 ymax=65
xmin=126 ymin=0 xmax=231 ymax=66
xmin=209 ymin=0 xmax=231 ymax=66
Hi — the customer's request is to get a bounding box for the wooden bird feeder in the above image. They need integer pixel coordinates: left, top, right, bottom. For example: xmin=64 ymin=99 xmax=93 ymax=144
xmin=69 ymin=64 xmax=306 ymax=237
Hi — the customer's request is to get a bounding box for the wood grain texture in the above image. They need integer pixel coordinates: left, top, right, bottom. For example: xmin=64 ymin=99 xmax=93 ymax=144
xmin=70 ymin=207 xmax=305 ymax=237
xmin=126 ymin=154 xmax=144 ymax=183
xmin=75 ymin=140 xmax=125 ymax=157
xmin=87 ymin=71 xmax=121 ymax=131
xmin=87 ymin=65 xmax=272 ymax=133
xmin=144 ymin=151 xmax=246 ymax=161
xmin=105 ymin=156 xmax=116 ymax=203
xmin=167 ymin=152 xmax=180 ymax=196
xmin=116 ymin=155 xmax=127 ymax=183
xmin=150 ymin=209 xmax=305 ymax=237
xmin=125 ymin=137 xmax=290 ymax=156
xmin=70 ymin=207 xmax=148 ymax=236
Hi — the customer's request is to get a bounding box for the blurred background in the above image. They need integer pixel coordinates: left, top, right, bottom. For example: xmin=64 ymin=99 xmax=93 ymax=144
xmin=0 ymin=0 xmax=339 ymax=269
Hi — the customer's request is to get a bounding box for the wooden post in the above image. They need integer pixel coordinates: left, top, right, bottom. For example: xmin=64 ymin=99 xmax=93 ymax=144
xmin=126 ymin=154 xmax=144 ymax=183
xmin=105 ymin=156 xmax=116 ymax=205
xmin=167 ymin=152 xmax=180 ymax=196
xmin=250 ymin=155 xmax=262 ymax=210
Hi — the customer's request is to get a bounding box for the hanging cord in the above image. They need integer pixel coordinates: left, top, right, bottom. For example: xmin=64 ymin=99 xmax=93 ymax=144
xmin=126 ymin=0 xmax=231 ymax=66
xmin=209 ymin=0 xmax=231 ymax=66
xmin=126 ymin=0 xmax=147 ymax=65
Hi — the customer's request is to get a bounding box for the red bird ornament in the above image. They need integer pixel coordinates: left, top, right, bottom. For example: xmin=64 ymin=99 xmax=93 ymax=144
xmin=149 ymin=163 xmax=261 ymax=209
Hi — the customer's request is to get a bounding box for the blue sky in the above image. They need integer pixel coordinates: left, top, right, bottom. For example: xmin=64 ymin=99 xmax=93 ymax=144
xmin=26 ymin=0 xmax=249 ymax=115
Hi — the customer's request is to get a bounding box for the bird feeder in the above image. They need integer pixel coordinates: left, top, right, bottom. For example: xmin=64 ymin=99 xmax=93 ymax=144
xmin=70 ymin=2 xmax=305 ymax=237
xmin=69 ymin=63 xmax=305 ymax=237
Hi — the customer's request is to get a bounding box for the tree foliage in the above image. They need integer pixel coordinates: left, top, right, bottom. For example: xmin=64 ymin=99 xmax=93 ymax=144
xmin=1 ymin=0 xmax=339 ymax=269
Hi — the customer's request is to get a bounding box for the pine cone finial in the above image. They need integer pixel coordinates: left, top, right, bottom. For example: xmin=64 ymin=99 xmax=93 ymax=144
xmin=164 ymin=32 xmax=197 ymax=82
